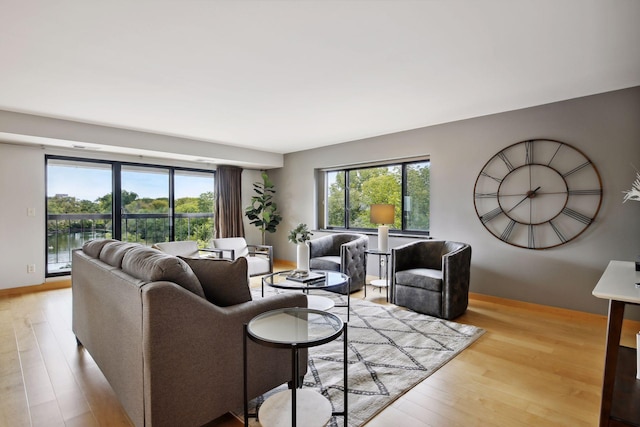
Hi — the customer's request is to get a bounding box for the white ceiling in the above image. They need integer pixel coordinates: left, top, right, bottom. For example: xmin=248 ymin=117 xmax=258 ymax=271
xmin=1 ymin=0 xmax=639 ymax=156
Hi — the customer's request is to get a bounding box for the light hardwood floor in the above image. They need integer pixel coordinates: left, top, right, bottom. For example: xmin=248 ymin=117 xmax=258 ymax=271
xmin=1 ymin=270 xmax=638 ymax=427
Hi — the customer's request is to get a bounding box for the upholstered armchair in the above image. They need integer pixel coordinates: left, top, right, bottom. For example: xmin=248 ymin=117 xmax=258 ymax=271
xmin=153 ymin=238 xmax=272 ymax=277
xmin=152 ymin=240 xmax=204 ymax=258
xmin=391 ymin=240 xmax=471 ymax=320
xmin=308 ymin=233 xmax=368 ymax=294
xmin=209 ymin=237 xmax=273 ymax=277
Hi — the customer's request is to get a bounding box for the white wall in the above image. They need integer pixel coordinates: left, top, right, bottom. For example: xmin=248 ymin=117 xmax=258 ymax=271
xmin=0 ymin=144 xmax=47 ymax=287
xmin=270 ymin=87 xmax=640 ymax=317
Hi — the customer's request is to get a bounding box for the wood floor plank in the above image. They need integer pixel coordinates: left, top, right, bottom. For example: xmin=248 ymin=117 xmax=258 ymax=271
xmin=0 ymin=272 xmax=638 ymax=427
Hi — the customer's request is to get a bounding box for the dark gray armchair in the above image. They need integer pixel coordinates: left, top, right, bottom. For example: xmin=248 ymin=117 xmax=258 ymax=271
xmin=391 ymin=240 xmax=471 ymax=320
xmin=308 ymin=233 xmax=368 ymax=294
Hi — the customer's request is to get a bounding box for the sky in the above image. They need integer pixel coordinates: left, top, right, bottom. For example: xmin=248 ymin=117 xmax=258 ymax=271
xmin=47 ymin=163 xmax=214 ymax=201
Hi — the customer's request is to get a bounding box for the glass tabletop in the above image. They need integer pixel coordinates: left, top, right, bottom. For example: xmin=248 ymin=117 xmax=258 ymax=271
xmin=247 ymin=308 xmax=343 ymax=348
xmin=263 ymin=270 xmax=349 ymax=290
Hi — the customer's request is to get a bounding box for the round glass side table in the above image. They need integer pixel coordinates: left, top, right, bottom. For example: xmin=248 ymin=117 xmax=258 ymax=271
xmin=243 ymin=307 xmax=348 ymax=427
xmin=262 ymin=270 xmax=352 ymax=320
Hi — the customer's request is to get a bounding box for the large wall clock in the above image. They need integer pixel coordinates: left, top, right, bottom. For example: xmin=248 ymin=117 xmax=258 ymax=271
xmin=473 ymin=139 xmax=602 ymax=249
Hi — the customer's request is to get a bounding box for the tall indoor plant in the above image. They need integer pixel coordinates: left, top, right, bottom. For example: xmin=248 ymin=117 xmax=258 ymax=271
xmin=288 ymin=223 xmax=313 ymax=272
xmin=245 ymin=171 xmax=282 ymax=245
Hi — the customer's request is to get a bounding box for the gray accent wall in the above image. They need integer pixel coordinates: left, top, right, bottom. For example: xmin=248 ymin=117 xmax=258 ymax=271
xmin=271 ymin=87 xmax=640 ymax=317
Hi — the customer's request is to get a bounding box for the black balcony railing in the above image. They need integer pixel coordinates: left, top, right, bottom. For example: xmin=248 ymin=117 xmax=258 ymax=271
xmin=47 ymin=212 xmax=214 ymax=275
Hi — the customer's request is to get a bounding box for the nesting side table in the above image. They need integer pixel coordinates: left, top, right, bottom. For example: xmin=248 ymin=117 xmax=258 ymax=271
xmin=243 ymin=307 xmax=348 ymax=427
xmin=365 ymin=249 xmax=391 ymax=301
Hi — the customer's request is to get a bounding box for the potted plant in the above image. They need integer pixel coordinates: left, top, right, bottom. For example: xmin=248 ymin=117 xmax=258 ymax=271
xmin=288 ymin=223 xmax=313 ymax=272
xmin=245 ymin=171 xmax=282 ymax=245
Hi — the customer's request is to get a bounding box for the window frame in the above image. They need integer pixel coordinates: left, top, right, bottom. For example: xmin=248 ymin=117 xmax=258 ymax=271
xmin=45 ymin=155 xmax=215 ymax=277
xmin=319 ymin=157 xmax=430 ymax=236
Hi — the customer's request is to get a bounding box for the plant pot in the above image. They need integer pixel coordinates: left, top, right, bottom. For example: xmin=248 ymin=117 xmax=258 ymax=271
xmin=296 ymin=243 xmax=310 ymax=272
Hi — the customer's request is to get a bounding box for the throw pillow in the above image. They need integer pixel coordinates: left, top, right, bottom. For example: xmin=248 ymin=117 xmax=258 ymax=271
xmin=122 ymin=247 xmax=205 ymax=298
xmin=179 ymin=256 xmax=252 ymax=307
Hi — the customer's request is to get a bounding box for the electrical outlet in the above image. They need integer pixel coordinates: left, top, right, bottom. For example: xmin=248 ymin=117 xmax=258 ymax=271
xmin=27 ymin=264 xmax=35 ymax=273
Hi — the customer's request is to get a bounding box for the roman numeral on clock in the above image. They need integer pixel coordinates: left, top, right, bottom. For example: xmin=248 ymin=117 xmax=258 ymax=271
xmin=568 ymin=189 xmax=602 ymax=196
xmin=500 ymin=219 xmax=516 ymax=241
xmin=561 ymin=207 xmax=592 ymax=225
xmin=480 ymin=207 xmax=504 ymax=223
xmin=563 ymin=161 xmax=591 ymax=177
xmin=475 ymin=192 xmax=498 ymax=198
xmin=480 ymin=171 xmax=502 ymax=183
xmin=525 ymin=140 xmax=534 ymax=165
xmin=497 ymin=151 xmax=514 ymax=171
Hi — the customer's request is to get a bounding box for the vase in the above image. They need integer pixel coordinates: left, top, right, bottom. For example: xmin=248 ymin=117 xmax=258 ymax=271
xmin=296 ymin=243 xmax=310 ymax=272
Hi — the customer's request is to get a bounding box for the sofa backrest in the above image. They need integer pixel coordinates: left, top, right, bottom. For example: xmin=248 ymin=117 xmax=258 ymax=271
xmin=82 ymin=238 xmax=118 ymax=258
xmin=82 ymin=239 xmax=206 ymax=298
xmin=99 ymin=241 xmax=140 ymax=267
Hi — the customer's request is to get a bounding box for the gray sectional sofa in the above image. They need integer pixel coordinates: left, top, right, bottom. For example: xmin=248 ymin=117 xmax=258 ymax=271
xmin=72 ymin=239 xmax=307 ymax=427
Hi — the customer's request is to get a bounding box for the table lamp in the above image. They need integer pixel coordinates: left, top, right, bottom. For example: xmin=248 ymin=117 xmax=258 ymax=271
xmin=370 ymin=204 xmax=394 ymax=252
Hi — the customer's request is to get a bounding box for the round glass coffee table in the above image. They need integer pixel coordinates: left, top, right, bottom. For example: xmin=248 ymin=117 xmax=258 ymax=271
xmin=243 ymin=308 xmax=348 ymax=427
xmin=262 ymin=270 xmax=351 ymax=320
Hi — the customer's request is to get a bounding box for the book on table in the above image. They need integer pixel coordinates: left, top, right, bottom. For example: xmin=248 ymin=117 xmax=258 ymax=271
xmin=286 ymin=271 xmax=325 ymax=283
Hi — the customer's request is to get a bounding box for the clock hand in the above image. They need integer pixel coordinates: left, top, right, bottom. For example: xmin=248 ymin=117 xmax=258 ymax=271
xmin=506 ymin=186 xmax=541 ymax=213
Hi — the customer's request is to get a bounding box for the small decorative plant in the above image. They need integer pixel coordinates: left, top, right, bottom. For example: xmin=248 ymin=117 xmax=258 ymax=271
xmin=622 ymin=171 xmax=640 ymax=203
xmin=288 ymin=223 xmax=313 ymax=244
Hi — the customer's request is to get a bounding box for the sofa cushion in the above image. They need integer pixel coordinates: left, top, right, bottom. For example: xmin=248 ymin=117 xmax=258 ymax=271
xmin=82 ymin=238 xmax=118 ymax=258
xmin=395 ymin=268 xmax=443 ymax=292
xmin=122 ymin=246 xmax=205 ymax=298
xmin=179 ymin=256 xmax=251 ymax=306
xmin=309 ymin=256 xmax=341 ymax=272
xmin=100 ymin=241 xmax=139 ymax=267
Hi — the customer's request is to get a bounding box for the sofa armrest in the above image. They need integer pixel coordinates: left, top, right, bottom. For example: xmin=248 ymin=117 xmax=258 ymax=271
xmin=202 ymin=247 xmax=236 ymax=260
xmin=248 ymin=244 xmax=272 ymax=259
xmin=391 ymin=241 xmax=421 ymax=272
xmin=340 ymin=237 xmax=368 ymax=286
xmin=308 ymin=235 xmax=332 ymax=258
xmin=141 ymin=283 xmax=307 ymax=427
xmin=441 ymin=244 xmax=472 ymax=317
xmin=442 ymin=245 xmax=471 ymax=290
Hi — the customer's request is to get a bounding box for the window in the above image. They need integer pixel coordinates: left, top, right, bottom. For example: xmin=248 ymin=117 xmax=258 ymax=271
xmin=47 ymin=159 xmax=113 ymax=274
xmin=174 ymin=170 xmax=215 ymax=245
xmin=121 ymin=165 xmax=170 ymax=245
xmin=45 ymin=156 xmax=215 ymax=277
xmin=322 ymin=159 xmax=430 ymax=234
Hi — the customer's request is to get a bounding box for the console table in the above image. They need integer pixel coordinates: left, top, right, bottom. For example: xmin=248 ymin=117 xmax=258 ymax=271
xmin=592 ymin=260 xmax=640 ymax=427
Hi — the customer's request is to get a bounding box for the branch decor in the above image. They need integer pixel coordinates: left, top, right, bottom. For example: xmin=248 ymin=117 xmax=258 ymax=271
xmin=622 ymin=171 xmax=640 ymax=203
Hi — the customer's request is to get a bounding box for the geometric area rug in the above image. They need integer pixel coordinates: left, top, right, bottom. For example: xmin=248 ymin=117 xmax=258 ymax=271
xmin=240 ymin=289 xmax=485 ymax=427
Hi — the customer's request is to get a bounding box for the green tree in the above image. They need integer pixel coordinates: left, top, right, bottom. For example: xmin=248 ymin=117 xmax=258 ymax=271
xmin=198 ymin=191 xmax=214 ymax=213
xmin=327 ymin=171 xmax=346 ymax=227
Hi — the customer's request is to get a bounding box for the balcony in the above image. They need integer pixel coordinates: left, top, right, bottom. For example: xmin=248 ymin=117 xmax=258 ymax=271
xmin=47 ymin=212 xmax=214 ymax=275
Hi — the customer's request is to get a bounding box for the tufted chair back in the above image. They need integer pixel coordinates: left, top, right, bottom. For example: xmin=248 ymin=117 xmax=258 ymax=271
xmin=308 ymin=233 xmax=368 ymax=293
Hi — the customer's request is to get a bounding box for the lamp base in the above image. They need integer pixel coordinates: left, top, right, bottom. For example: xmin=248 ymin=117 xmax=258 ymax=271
xmin=378 ymin=225 xmax=389 ymax=252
